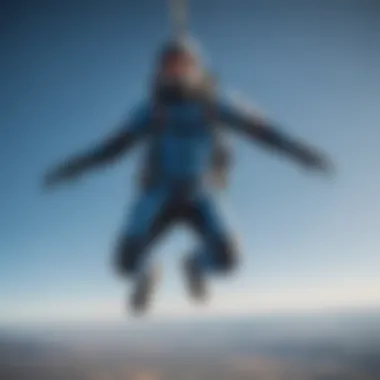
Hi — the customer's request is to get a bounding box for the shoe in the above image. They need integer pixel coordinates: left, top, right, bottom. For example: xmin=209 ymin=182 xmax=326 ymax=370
xmin=183 ymin=256 xmax=208 ymax=302
xmin=130 ymin=265 xmax=161 ymax=315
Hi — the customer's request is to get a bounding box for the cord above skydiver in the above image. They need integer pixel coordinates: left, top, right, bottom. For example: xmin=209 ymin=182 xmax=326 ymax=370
xmin=43 ymin=38 xmax=334 ymax=314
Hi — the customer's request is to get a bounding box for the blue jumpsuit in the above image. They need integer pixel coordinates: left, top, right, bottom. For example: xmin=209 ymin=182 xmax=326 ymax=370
xmin=117 ymin=95 xmax=249 ymax=276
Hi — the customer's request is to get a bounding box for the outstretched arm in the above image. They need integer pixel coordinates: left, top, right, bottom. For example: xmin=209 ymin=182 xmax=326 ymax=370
xmin=43 ymin=104 xmax=150 ymax=188
xmin=217 ymin=95 xmax=333 ymax=173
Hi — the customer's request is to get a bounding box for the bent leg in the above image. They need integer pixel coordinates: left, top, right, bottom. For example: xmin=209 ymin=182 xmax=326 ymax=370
xmin=187 ymin=192 xmax=240 ymax=274
xmin=114 ymin=186 xmax=173 ymax=278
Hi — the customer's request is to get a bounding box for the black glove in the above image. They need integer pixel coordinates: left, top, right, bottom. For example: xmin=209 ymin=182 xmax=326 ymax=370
xmin=43 ymin=162 xmax=83 ymax=190
xmin=298 ymin=146 xmax=335 ymax=176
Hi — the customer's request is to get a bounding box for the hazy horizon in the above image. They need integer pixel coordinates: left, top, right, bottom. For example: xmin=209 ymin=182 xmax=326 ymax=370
xmin=2 ymin=306 xmax=380 ymax=380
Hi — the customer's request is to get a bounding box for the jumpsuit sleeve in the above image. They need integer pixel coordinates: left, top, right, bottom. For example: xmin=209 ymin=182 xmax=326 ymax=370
xmin=215 ymin=93 xmax=333 ymax=172
xmin=44 ymin=102 xmax=152 ymax=185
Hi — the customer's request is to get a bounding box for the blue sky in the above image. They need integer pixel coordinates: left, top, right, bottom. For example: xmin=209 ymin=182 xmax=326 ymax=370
xmin=1 ymin=0 xmax=380 ymax=324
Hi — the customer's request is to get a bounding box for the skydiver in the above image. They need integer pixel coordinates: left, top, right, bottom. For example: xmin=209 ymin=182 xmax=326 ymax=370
xmin=43 ymin=38 xmax=333 ymax=314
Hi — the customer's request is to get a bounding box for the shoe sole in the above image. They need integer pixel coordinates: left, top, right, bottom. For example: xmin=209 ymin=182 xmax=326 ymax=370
xmin=129 ymin=266 xmax=162 ymax=315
